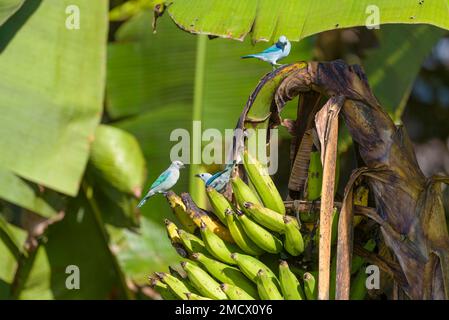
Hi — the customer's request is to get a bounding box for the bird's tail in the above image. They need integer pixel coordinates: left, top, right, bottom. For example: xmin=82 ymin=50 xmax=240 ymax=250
xmin=241 ymin=54 xmax=258 ymax=59
xmin=137 ymin=191 xmax=155 ymax=208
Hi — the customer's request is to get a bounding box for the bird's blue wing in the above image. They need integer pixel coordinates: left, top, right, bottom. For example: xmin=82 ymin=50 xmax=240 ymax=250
xmin=261 ymin=44 xmax=282 ymax=54
xmin=205 ymin=170 xmax=225 ymax=187
xmin=150 ymin=170 xmax=171 ymax=189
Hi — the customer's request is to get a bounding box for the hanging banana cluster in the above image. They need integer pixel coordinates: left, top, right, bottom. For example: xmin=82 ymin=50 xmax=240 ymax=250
xmin=149 ymin=152 xmax=373 ymax=300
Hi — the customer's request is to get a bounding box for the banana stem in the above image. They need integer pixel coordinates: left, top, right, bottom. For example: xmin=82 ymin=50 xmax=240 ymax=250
xmin=314 ymin=96 xmax=343 ymax=300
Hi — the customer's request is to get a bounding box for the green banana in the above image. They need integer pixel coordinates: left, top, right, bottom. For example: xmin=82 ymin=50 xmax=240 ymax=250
xmin=231 ymin=176 xmax=261 ymax=210
xmin=149 ymin=276 xmax=177 ymax=300
xmin=236 ymin=211 xmax=283 ymax=254
xmin=225 ymin=208 xmax=264 ymax=256
xmin=256 ymin=269 xmax=284 ymax=300
xmin=243 ymin=202 xmax=286 ymax=233
xmin=350 ymin=267 xmax=367 ymax=300
xmin=351 ymin=239 xmax=376 ymax=274
xmin=303 ymin=272 xmax=317 ymax=300
xmin=220 ymin=283 xmax=255 ymax=300
xmin=181 ymin=192 xmax=234 ymax=243
xmin=181 ymin=261 xmax=227 ymax=300
xmin=155 ymin=272 xmax=191 ymax=300
xmin=200 ymin=222 xmax=240 ymax=265
xmin=185 ymin=292 xmax=212 ymax=300
xmin=243 ymin=150 xmax=285 ymax=214
xmin=230 ymin=253 xmax=280 ymax=289
xmin=177 ymin=229 xmax=209 ymax=256
xmin=306 ymin=150 xmax=323 ymax=201
xmin=191 ymin=252 xmax=258 ymax=299
xmin=166 ymin=191 xmax=197 ymax=233
xmin=279 ymin=260 xmax=305 ymax=300
xmin=165 ymin=219 xmax=181 ymax=244
xmin=283 ymin=215 xmax=304 ymax=256
xmin=206 ymin=186 xmax=231 ymax=225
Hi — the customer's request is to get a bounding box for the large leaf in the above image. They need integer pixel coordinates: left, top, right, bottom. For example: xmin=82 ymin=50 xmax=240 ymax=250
xmin=0 ymin=0 xmax=108 ymax=196
xmin=0 ymin=0 xmax=24 ymax=26
xmin=166 ymin=0 xmax=449 ymax=42
xmin=363 ymin=24 xmax=446 ymax=120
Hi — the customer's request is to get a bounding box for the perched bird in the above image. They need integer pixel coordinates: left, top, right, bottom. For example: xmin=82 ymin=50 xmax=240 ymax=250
xmin=195 ymin=162 xmax=236 ymax=193
xmin=137 ymin=160 xmax=185 ymax=208
xmin=241 ymin=35 xmax=291 ymax=68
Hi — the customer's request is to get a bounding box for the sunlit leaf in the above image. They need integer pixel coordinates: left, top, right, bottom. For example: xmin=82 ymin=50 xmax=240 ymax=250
xmin=0 ymin=0 xmax=108 ymax=196
xmin=166 ymin=0 xmax=449 ymax=42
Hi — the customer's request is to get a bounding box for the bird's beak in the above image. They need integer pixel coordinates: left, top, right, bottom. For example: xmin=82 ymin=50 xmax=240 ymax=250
xmin=194 ymin=174 xmax=201 ymax=178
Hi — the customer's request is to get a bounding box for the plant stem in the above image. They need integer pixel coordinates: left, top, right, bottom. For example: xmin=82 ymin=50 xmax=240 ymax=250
xmin=189 ymin=35 xmax=207 ymax=207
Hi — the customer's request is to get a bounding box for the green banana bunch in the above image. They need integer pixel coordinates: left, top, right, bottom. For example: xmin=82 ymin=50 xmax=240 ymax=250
xmin=231 ymin=176 xmax=262 ymax=210
xmin=181 ymin=261 xmax=228 ymax=300
xmin=205 ymin=186 xmax=231 ymax=225
xmin=225 ymin=209 xmax=264 ymax=256
xmin=256 ymin=269 xmax=284 ymax=300
xmin=185 ymin=292 xmax=212 ymax=300
xmin=191 ymin=252 xmax=258 ymax=299
xmin=177 ymin=229 xmax=208 ymax=256
xmin=303 ymin=272 xmax=317 ymax=300
xmin=283 ymin=215 xmax=304 ymax=256
xmin=243 ymin=150 xmax=285 ymax=214
xmin=155 ymin=272 xmax=192 ymax=300
xmin=220 ymin=283 xmax=255 ymax=300
xmin=200 ymin=222 xmax=240 ymax=265
xmin=166 ymin=191 xmax=197 ymax=233
xmin=279 ymin=261 xmax=305 ymax=300
xmin=236 ymin=211 xmax=283 ymax=254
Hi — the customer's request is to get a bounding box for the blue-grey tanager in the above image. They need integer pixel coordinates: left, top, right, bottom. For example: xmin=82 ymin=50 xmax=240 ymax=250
xmin=195 ymin=161 xmax=236 ymax=193
xmin=137 ymin=160 xmax=185 ymax=208
xmin=241 ymin=35 xmax=291 ymax=68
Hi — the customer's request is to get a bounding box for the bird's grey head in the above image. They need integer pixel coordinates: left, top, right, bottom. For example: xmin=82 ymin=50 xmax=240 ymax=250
xmin=277 ymin=35 xmax=289 ymax=49
xmin=171 ymin=160 xmax=185 ymax=169
xmin=279 ymin=35 xmax=288 ymax=44
xmin=195 ymin=173 xmax=212 ymax=183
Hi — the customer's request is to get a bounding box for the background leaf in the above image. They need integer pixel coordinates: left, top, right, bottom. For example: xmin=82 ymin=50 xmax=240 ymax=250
xmin=0 ymin=0 xmax=108 ymax=196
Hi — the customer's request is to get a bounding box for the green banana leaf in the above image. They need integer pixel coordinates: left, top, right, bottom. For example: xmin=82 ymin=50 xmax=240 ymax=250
xmin=0 ymin=0 xmax=24 ymax=26
xmin=338 ymin=24 xmax=444 ymax=153
xmin=0 ymin=0 xmax=108 ymax=196
xmin=363 ymin=25 xmax=445 ymax=120
xmin=165 ymin=0 xmax=449 ymax=42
